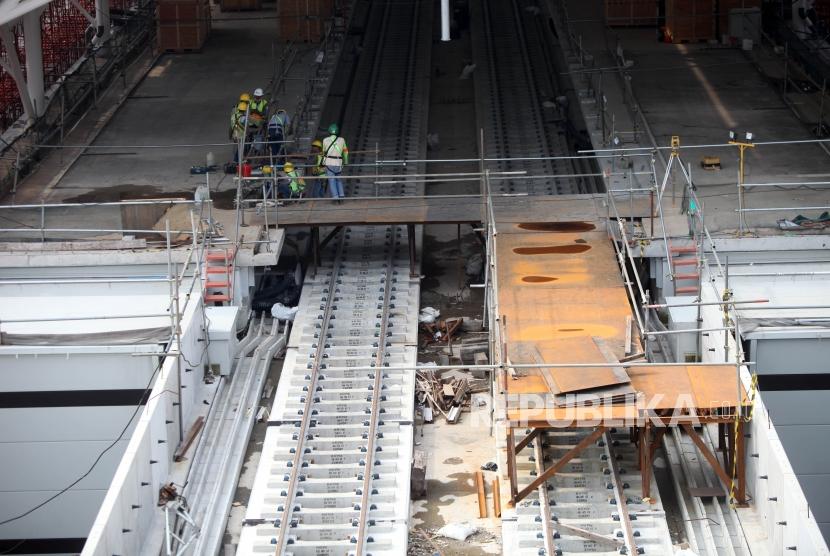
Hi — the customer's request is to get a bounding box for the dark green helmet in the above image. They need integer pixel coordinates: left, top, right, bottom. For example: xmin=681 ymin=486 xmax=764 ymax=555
xmin=327 ymin=123 xmax=339 ymax=135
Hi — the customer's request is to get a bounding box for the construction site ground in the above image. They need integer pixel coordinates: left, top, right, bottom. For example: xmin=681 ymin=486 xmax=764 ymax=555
xmin=565 ymin=0 xmax=830 ymax=234
xmin=3 ymin=0 xmax=828 ymax=553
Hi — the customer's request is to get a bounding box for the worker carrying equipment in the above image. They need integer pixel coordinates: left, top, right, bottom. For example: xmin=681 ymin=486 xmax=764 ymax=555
xmin=321 ymin=124 xmax=348 ymax=201
xmin=267 ymin=109 xmax=290 ymax=158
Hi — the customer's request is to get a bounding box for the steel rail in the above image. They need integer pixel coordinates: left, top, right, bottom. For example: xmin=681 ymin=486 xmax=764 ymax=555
xmin=271 ymin=239 xmax=347 ymax=555
xmin=602 ymin=431 xmax=639 ymax=555
xmin=533 ymin=433 xmax=557 ymax=556
xmin=353 ymin=226 xmax=398 ymax=555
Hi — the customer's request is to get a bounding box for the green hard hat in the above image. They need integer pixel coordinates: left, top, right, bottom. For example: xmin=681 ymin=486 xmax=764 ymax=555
xmin=327 ymin=123 xmax=339 ymax=134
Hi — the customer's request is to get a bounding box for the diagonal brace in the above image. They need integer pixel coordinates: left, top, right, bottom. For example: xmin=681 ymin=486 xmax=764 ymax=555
xmin=512 ymin=426 xmax=606 ymax=505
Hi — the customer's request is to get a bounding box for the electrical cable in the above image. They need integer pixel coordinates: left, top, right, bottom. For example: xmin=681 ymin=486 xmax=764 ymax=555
xmin=0 ymin=355 xmax=166 ymax=527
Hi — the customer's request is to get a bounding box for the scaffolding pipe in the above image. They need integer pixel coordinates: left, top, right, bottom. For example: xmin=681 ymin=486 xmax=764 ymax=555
xmin=644 ymin=299 xmax=769 ymax=309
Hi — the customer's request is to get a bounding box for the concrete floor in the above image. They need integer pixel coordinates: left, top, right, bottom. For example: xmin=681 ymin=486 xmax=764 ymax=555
xmin=565 ymin=0 xmax=830 ymax=234
xmin=26 ymin=4 xmax=317 ymax=205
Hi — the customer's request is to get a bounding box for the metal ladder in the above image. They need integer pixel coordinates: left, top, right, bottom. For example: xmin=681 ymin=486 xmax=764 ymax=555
xmin=203 ymin=245 xmax=236 ymax=304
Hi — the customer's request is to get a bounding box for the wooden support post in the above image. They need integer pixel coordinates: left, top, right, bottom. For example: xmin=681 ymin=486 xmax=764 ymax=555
xmin=725 ymin=419 xmax=735 ymax=472
xmin=475 ymin=470 xmax=487 ymax=518
xmin=639 ymin=424 xmax=650 ymax=498
xmin=311 ymin=226 xmax=320 ymax=269
xmin=735 ymin=419 xmax=747 ymax=506
xmin=492 ymin=477 xmax=501 ymax=518
xmin=512 ymin=427 xmax=606 ymax=505
xmin=681 ymin=423 xmax=733 ymax=493
xmin=506 ymin=427 xmax=519 ymax=501
xmin=408 ymin=224 xmax=417 ymax=278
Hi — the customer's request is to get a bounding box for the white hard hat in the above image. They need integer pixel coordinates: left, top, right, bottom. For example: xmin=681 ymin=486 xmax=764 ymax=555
xmin=254 ymin=88 xmax=264 ymax=97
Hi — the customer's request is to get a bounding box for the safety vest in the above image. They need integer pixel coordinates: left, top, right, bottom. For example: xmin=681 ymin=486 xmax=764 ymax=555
xmin=287 ymin=169 xmax=305 ymax=194
xmin=249 ymin=98 xmax=268 ymax=115
xmin=321 ymin=135 xmax=348 ymax=170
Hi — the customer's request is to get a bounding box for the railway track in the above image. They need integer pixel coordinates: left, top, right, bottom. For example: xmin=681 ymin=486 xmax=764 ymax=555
xmin=237 ymin=2 xmax=431 ymax=554
xmin=507 ymin=428 xmax=675 ymax=555
xmin=341 ymin=0 xmax=431 ymax=198
xmin=470 ymin=0 xmax=585 ymax=195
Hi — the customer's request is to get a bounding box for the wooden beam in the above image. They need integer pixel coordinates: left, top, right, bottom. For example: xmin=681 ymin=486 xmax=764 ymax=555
xmin=735 ymin=419 xmax=747 ymax=505
xmin=408 ymin=224 xmax=417 ymax=278
xmin=558 ymin=522 xmax=624 ymax=547
xmin=492 ymin=477 xmax=501 ymax=518
xmin=506 ymin=428 xmax=519 ymax=500
xmin=174 ymin=416 xmax=205 ymax=462
xmin=318 ymin=225 xmax=342 ymax=250
xmin=514 ymin=428 xmax=541 ymax=454
xmin=681 ymin=423 xmax=733 ymax=492
xmin=475 ymin=470 xmax=487 ymax=518
xmin=512 ymin=427 xmax=606 ymax=504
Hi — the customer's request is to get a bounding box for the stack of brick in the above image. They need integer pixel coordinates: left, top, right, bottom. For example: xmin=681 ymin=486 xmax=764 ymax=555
xmin=157 ymin=0 xmax=211 ymax=52
xmin=665 ymin=0 xmax=714 ymax=43
xmin=604 ymin=0 xmax=658 ymax=27
xmin=278 ymin=0 xmax=335 ymax=42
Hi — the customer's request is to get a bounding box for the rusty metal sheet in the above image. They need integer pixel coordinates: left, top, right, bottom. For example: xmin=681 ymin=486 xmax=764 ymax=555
xmin=628 ymin=365 xmax=747 ymax=410
xmin=506 ymin=375 xmax=548 ymax=395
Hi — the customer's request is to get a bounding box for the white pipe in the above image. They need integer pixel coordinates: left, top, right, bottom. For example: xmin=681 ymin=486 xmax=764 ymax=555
xmin=441 ymin=0 xmax=451 ymax=41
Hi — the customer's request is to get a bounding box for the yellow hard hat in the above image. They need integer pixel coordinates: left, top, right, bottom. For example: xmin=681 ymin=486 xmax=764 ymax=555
xmin=237 ymin=101 xmax=248 ymax=111
xmin=283 ymin=162 xmax=295 ymax=172
xmin=239 ymin=93 xmax=251 ymax=102
xmin=311 ymin=139 xmax=323 ymax=148
xmin=262 ymin=165 xmax=272 ymax=175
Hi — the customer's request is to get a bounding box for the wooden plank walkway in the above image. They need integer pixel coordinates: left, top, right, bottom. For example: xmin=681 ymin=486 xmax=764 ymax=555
xmin=250 ymin=193 xmax=654 ymax=227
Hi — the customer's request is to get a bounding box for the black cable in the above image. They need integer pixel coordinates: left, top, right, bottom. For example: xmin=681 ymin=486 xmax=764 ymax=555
xmin=0 ymin=355 xmax=166 ymax=527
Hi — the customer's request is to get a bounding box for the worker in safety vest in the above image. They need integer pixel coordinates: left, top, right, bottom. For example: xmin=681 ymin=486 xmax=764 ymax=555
xmin=321 ymin=123 xmax=349 ymax=201
xmin=229 ymin=101 xmax=249 ymax=162
xmin=279 ymin=162 xmax=305 ymax=199
xmin=306 ymin=139 xmax=323 ymax=197
xmin=248 ymin=88 xmax=268 ymax=129
xmin=267 ymin=109 xmax=291 ymax=160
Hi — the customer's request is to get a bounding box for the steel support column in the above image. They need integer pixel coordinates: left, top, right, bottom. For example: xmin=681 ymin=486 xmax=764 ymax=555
xmin=95 ymin=0 xmax=111 ymax=42
xmin=22 ymin=10 xmax=45 ymax=117
xmin=0 ymin=24 xmax=36 ymax=120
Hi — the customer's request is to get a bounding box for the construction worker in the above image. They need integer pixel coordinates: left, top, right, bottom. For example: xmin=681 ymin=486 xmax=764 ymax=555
xmin=229 ymin=101 xmax=248 ymax=162
xmin=321 ymin=123 xmax=348 ymax=201
xmin=309 ymin=139 xmax=325 ymax=197
xmin=248 ymin=88 xmax=268 ymax=129
xmin=267 ymin=109 xmax=291 ymax=160
xmin=282 ymin=161 xmax=305 ymax=199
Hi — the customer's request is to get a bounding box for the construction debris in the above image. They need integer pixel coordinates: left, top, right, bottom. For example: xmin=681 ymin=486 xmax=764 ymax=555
xmin=419 ymin=317 xmax=463 ymax=346
xmin=700 ymin=155 xmax=721 ymax=170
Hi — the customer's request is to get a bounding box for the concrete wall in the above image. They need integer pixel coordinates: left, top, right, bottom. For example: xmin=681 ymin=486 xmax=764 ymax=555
xmin=81 ymin=282 xmax=211 ymax=556
xmin=763 ymin=390 xmax=830 ymax=541
xmin=0 ymin=348 xmax=156 ymax=543
xmin=751 ymin=336 xmax=830 ymax=374
xmin=700 ymin=283 xmax=830 ymax=553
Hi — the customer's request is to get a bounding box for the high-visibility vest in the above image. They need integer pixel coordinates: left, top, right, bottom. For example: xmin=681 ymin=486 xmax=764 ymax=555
xmin=249 ymin=98 xmax=268 ymax=115
xmin=287 ymin=169 xmax=305 ymax=194
xmin=321 ymin=135 xmax=348 ymax=170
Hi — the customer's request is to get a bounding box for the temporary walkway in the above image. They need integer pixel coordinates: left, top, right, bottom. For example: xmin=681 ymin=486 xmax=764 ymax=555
xmin=253 ymin=192 xmax=653 ymax=227
xmin=492 ymin=196 xmax=748 ymax=555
